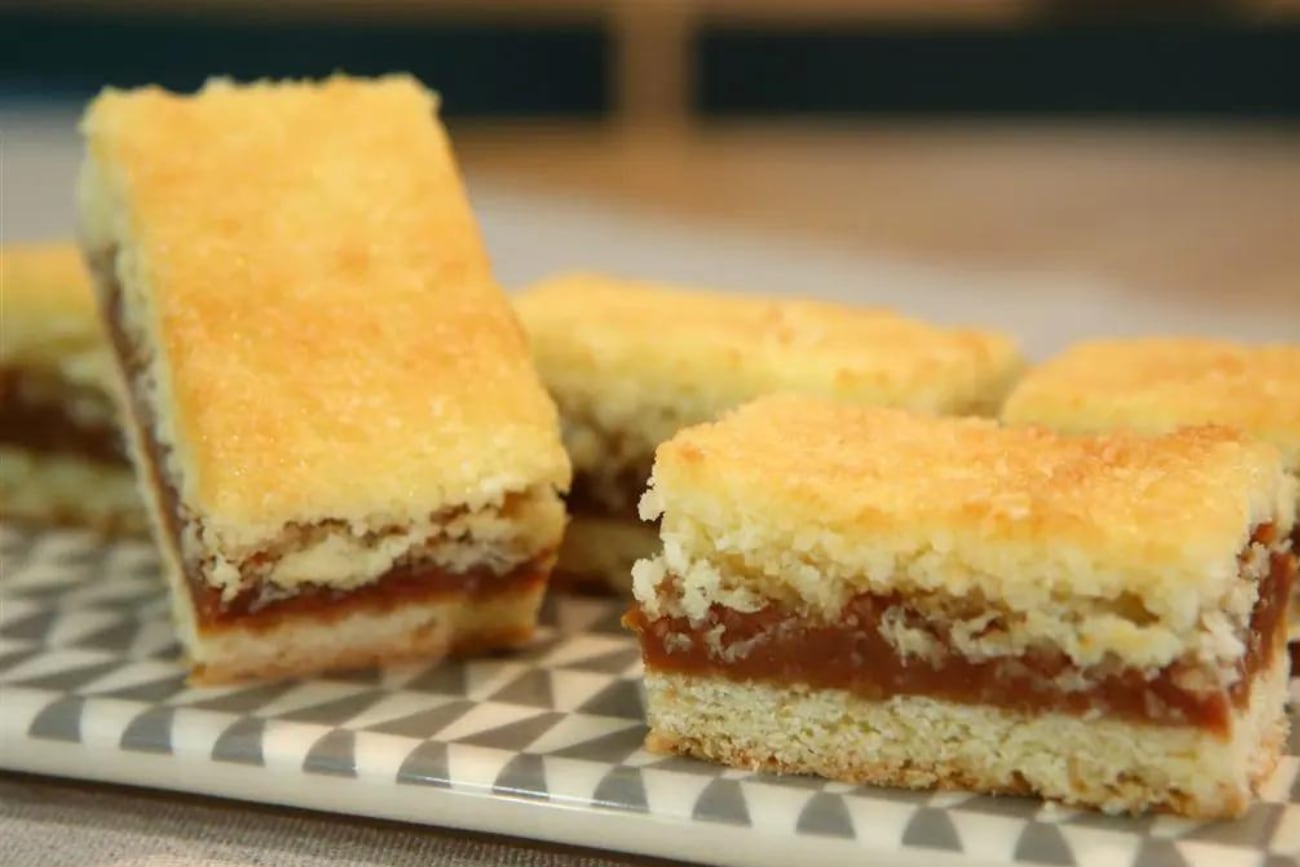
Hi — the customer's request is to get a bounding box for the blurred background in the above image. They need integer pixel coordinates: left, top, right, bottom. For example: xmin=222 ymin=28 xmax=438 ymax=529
xmin=2 ymin=1 xmax=1298 ymax=353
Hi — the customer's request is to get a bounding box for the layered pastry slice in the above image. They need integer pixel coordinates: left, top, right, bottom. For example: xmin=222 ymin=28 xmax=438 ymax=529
xmin=515 ymin=274 xmax=1024 ymax=594
xmin=1002 ymin=337 xmax=1300 ymax=643
xmin=77 ymin=76 xmax=571 ymax=683
xmin=628 ymin=395 xmax=1295 ymax=817
xmin=0 ymin=242 xmax=146 ymax=533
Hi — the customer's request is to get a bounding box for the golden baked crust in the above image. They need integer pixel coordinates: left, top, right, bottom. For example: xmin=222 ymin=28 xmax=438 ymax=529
xmin=0 ymin=243 xmax=108 ymax=386
xmin=516 ymin=272 xmax=1024 ymax=415
xmin=1002 ymin=338 xmax=1300 ymax=469
xmin=635 ymin=395 xmax=1294 ymax=651
xmin=78 ymin=76 xmax=570 ymax=537
xmin=514 ymin=273 xmax=1025 ymax=487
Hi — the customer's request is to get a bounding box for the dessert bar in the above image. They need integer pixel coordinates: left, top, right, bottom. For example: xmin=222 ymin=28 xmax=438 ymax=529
xmin=515 ymin=273 xmax=1023 ymax=594
xmin=629 ymin=395 xmax=1295 ymax=817
xmin=0 ymin=243 xmax=146 ymax=533
xmin=78 ymin=76 xmax=570 ymax=682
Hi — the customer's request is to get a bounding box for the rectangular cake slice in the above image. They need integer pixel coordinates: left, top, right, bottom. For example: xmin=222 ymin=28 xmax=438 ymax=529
xmin=1002 ymin=337 xmax=1300 ymax=644
xmin=628 ymin=395 xmax=1295 ymax=817
xmin=515 ymin=274 xmax=1024 ymax=594
xmin=0 ymin=243 xmax=146 ymax=534
xmin=77 ymin=76 xmax=571 ymax=683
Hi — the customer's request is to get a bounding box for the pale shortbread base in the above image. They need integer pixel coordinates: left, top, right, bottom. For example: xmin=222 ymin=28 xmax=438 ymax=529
xmin=186 ymin=583 xmax=545 ymax=685
xmin=0 ymin=445 xmax=147 ymax=536
xmin=553 ymin=515 xmax=659 ymax=596
xmin=643 ymin=661 xmax=1289 ymax=819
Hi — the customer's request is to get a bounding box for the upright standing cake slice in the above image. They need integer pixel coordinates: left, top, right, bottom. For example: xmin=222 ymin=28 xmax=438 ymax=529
xmin=0 ymin=242 xmax=146 ymax=534
xmin=1002 ymin=337 xmax=1300 ymax=641
xmin=515 ymin=274 xmax=1023 ymax=594
xmin=629 ymin=395 xmax=1295 ymax=817
xmin=78 ymin=76 xmax=570 ymax=683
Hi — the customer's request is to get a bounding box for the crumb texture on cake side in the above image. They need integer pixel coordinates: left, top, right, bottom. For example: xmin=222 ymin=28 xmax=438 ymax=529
xmin=77 ymin=76 xmax=571 ymax=552
xmin=642 ymin=663 xmax=1288 ymax=819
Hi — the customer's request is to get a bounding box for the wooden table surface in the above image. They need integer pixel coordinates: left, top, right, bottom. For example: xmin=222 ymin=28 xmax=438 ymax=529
xmin=455 ymin=120 xmax=1300 ymax=316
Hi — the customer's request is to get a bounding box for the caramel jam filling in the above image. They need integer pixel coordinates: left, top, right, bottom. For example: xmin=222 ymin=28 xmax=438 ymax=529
xmin=0 ymin=368 xmax=127 ymax=465
xmin=627 ymin=527 xmax=1293 ymax=735
xmin=98 ymin=251 xmax=544 ymax=635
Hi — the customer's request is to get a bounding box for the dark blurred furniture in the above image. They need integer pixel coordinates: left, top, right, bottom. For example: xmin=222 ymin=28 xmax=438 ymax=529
xmin=3 ymin=0 xmax=1299 ymax=120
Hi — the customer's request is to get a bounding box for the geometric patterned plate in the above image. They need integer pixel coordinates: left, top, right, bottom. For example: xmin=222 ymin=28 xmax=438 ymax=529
xmin=1 ymin=525 xmax=1297 ymax=867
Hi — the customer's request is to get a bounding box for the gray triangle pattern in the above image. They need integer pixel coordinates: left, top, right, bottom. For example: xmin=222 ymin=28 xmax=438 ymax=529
xmin=75 ymin=618 xmax=143 ymax=653
xmin=303 ymin=730 xmax=357 ymax=777
xmin=591 ymin=766 xmax=648 ymax=814
xmin=28 ymin=695 xmax=85 ymax=742
xmin=364 ymin=700 xmax=476 ymax=740
xmin=212 ymin=717 xmax=266 ymax=766
xmin=1012 ymin=822 xmax=1075 ymax=866
xmin=692 ymin=779 xmax=751 ymax=827
xmin=1184 ymin=802 xmax=1283 ymax=847
xmin=493 ymin=753 xmax=550 ymax=802
xmin=397 ymin=741 xmax=452 ymax=788
xmin=120 ymin=706 xmax=174 ymax=754
xmin=101 ymin=673 xmax=189 ymax=704
xmin=404 ymin=662 xmax=468 ymax=696
xmin=797 ymin=792 xmax=854 ymax=838
xmin=12 ymin=658 xmax=126 ymax=692
xmin=576 ymin=679 xmax=643 ymax=720
xmin=489 ymin=668 xmax=554 ymax=709
xmin=90 ymin=590 xmax=163 ymax=612
xmin=550 ymin=724 xmax=647 ymax=764
xmin=1 ymin=609 xmax=59 ymax=642
xmin=0 ymin=646 xmax=42 ymax=676
xmin=457 ymin=711 xmax=565 ymax=752
xmin=902 ymin=808 xmax=962 ymax=851
xmin=279 ymin=690 xmax=384 ymax=726
xmin=1132 ymin=839 xmax=1190 ymax=867
xmin=185 ymin=681 xmax=297 ymax=715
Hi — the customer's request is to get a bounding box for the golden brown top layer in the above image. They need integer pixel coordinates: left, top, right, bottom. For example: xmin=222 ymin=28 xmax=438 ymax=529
xmin=78 ymin=76 xmax=569 ymax=531
xmin=515 ymin=273 xmax=1024 ymax=427
xmin=640 ymin=395 xmax=1293 ymax=636
xmin=1002 ymin=338 xmax=1300 ymax=470
xmin=0 ymin=243 xmax=110 ymax=386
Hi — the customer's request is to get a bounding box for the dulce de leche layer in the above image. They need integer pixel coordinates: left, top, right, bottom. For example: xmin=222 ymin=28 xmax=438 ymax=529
xmin=628 ymin=527 xmax=1293 ymax=736
xmin=0 ymin=368 xmax=126 ymax=465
